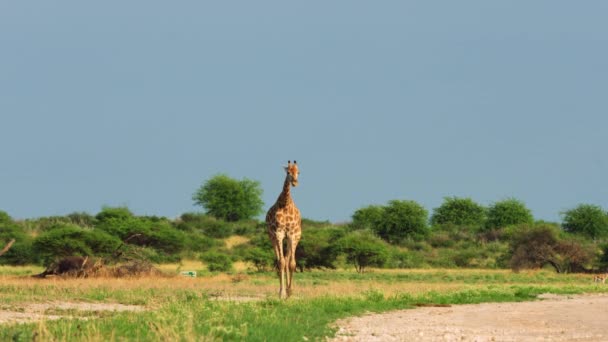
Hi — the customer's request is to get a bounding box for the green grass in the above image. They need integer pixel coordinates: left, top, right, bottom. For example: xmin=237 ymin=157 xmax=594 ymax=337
xmin=1 ymin=268 xmax=607 ymax=341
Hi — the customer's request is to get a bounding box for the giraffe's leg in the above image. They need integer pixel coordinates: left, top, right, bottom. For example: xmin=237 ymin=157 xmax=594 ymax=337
xmin=286 ymin=236 xmax=300 ymax=297
xmin=272 ymin=236 xmax=287 ymax=299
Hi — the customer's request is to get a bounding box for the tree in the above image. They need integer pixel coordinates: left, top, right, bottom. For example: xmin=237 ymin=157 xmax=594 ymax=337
xmin=485 ymin=198 xmax=533 ymax=230
xmin=561 ymin=204 xmax=608 ymax=241
xmin=295 ymin=226 xmax=344 ymax=271
xmin=337 ymin=230 xmax=389 ymax=273
xmin=33 ymin=224 xmax=121 ymax=265
xmin=0 ymin=216 xmax=34 ymax=265
xmin=375 ymin=200 xmax=428 ymax=243
xmin=351 ymin=205 xmax=385 ymax=231
xmin=431 ymin=197 xmax=486 ymax=228
xmin=193 ymin=174 xmax=264 ymax=222
xmin=508 ymin=224 xmax=594 ymax=273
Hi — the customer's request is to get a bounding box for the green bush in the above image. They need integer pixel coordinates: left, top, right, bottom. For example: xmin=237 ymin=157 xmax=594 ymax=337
xmin=243 ymin=246 xmax=275 ymax=272
xmin=183 ymin=232 xmax=218 ymax=253
xmin=193 ymin=174 xmax=264 ymax=222
xmin=95 ymin=206 xmax=134 ymax=223
xmin=485 ymin=198 xmax=533 ymax=230
xmin=201 ymin=251 xmax=233 ymax=272
xmin=376 ymin=200 xmax=429 ymax=243
xmin=96 ymin=216 xmax=186 ymax=254
xmin=0 ymin=218 xmax=34 ymax=265
xmin=387 ymin=248 xmax=426 ymax=268
xmin=32 ymin=225 xmax=121 ymax=265
xmin=176 ymin=213 xmax=233 ymax=238
xmin=337 ymin=230 xmax=389 ymax=273
xmin=296 ymin=226 xmax=345 ymax=271
xmin=351 ymin=200 xmax=428 ymax=244
xmin=561 ymin=204 xmax=608 ymax=240
xmin=350 ymin=205 xmax=385 ymax=231
xmin=431 ymin=197 xmax=486 ymax=228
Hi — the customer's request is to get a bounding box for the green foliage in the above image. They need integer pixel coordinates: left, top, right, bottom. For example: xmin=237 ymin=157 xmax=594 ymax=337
xmin=376 ymin=200 xmax=429 ymax=243
xmin=561 ymin=204 xmax=608 ymax=240
xmin=485 ymin=198 xmax=534 ymax=230
xmin=201 ymin=250 xmax=233 ymax=272
xmin=96 ymin=216 xmax=186 ymax=255
xmin=32 ymin=225 xmax=121 ymax=265
xmin=0 ymin=220 xmax=34 ymax=265
xmin=0 ymin=210 xmax=11 ymax=223
xmin=193 ymin=174 xmax=264 ymax=222
xmin=176 ymin=213 xmax=234 ymax=238
xmin=351 ymin=201 xmax=428 ymax=243
xmin=387 ymin=248 xmax=426 ymax=268
xmin=243 ymin=246 xmax=275 ymax=272
xmin=66 ymin=212 xmax=97 ymax=227
xmin=508 ymin=224 xmax=595 ymax=273
xmin=351 ymin=205 xmax=385 ymax=230
xmin=95 ymin=206 xmax=134 ymax=223
xmin=337 ymin=230 xmax=389 ymax=273
xmin=431 ymin=197 xmax=486 ymax=228
xmin=296 ymin=227 xmax=345 ymax=271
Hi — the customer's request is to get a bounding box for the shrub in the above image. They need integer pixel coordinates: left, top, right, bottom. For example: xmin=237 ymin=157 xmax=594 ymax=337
xmin=176 ymin=213 xmax=233 ymax=238
xmin=485 ymin=198 xmax=533 ymax=230
xmin=350 ymin=205 xmax=385 ymax=231
xmin=95 ymin=206 xmax=134 ymax=223
xmin=337 ymin=230 xmax=389 ymax=273
xmin=561 ymin=204 xmax=608 ymax=241
xmin=376 ymin=200 xmax=429 ymax=243
xmin=96 ymin=216 xmax=186 ymax=254
xmin=243 ymin=246 xmax=275 ymax=272
xmin=387 ymin=248 xmax=426 ymax=268
xmin=193 ymin=174 xmax=264 ymax=221
xmin=201 ymin=251 xmax=233 ymax=272
xmin=33 ymin=225 xmax=121 ymax=265
xmin=0 ymin=220 xmax=34 ymax=265
xmin=508 ymin=224 xmax=595 ymax=273
xmin=431 ymin=197 xmax=486 ymax=228
xmin=296 ymin=227 xmax=344 ymax=271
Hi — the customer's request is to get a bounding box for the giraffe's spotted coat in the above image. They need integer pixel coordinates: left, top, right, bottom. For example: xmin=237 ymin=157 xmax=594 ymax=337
xmin=266 ymin=161 xmax=302 ymax=299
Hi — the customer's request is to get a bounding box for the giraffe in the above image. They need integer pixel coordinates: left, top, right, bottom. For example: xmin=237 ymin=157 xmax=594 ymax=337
xmin=266 ymin=160 xmax=302 ymax=299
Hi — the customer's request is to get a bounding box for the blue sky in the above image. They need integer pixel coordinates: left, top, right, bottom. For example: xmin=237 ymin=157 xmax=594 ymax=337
xmin=1 ymin=2 xmax=606 ymax=223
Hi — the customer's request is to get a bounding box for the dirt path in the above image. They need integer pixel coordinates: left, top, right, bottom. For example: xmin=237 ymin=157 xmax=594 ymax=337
xmin=331 ymin=294 xmax=608 ymax=342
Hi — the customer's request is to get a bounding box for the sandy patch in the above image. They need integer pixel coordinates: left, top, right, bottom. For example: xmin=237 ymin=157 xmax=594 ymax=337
xmin=331 ymin=294 xmax=608 ymax=342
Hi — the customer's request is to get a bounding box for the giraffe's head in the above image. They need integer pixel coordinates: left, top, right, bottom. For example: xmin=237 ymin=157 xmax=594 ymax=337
xmin=284 ymin=160 xmax=300 ymax=187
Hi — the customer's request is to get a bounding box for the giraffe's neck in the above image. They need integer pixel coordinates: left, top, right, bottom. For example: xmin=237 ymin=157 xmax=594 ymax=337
xmin=275 ymin=175 xmax=293 ymax=208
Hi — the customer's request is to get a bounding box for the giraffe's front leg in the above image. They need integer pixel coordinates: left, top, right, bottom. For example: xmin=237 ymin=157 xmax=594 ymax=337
xmin=273 ymin=237 xmax=288 ymax=299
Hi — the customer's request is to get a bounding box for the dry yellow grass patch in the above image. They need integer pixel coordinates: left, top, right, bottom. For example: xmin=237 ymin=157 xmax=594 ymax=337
xmin=224 ymin=235 xmax=250 ymax=249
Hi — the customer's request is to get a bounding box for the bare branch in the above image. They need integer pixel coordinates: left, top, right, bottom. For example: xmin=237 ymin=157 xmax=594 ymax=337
xmin=0 ymin=239 xmax=15 ymax=257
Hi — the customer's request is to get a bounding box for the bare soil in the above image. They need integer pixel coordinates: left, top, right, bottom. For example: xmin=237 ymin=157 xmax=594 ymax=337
xmin=331 ymin=294 xmax=608 ymax=342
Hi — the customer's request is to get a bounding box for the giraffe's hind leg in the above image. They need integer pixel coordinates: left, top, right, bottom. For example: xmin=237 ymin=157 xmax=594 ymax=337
xmin=286 ymin=236 xmax=300 ymax=297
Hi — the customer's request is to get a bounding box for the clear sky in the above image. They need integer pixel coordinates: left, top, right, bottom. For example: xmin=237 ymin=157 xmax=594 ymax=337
xmin=1 ymin=2 xmax=606 ymax=223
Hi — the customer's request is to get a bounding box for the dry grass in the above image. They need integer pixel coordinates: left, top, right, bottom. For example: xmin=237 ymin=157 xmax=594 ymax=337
xmin=223 ymin=235 xmax=250 ymax=249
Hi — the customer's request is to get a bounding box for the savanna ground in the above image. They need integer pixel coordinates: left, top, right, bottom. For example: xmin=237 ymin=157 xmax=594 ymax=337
xmin=1 ymin=262 xmax=607 ymax=341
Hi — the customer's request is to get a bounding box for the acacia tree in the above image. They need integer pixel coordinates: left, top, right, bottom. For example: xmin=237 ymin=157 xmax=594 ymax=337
xmin=337 ymin=230 xmax=389 ymax=273
xmin=431 ymin=197 xmax=486 ymax=228
xmin=485 ymin=198 xmax=533 ymax=230
xmin=509 ymin=224 xmax=594 ymax=273
xmin=561 ymin=204 xmax=608 ymax=241
xmin=193 ymin=174 xmax=264 ymax=222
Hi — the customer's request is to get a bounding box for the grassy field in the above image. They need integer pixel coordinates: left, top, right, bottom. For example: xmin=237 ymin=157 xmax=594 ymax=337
xmin=1 ymin=265 xmax=607 ymax=341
